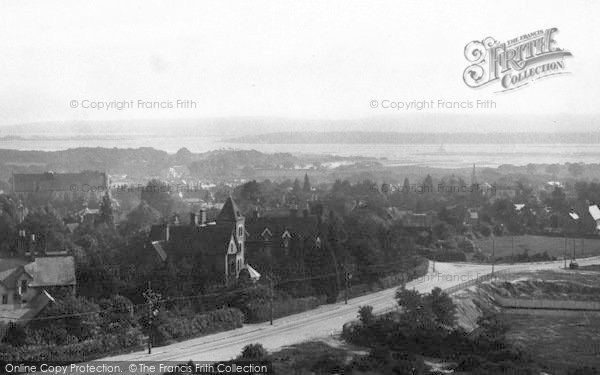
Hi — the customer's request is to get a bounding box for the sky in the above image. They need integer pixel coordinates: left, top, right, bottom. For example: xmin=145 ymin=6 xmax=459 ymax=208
xmin=0 ymin=0 xmax=598 ymax=133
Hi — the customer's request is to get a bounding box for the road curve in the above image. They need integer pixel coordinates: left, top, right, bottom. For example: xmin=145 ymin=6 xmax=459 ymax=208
xmin=101 ymin=256 xmax=600 ymax=363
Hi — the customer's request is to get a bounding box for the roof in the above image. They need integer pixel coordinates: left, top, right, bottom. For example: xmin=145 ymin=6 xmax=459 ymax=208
xmin=24 ymin=256 xmax=76 ymax=287
xmin=12 ymin=171 xmax=107 ymax=193
xmin=164 ymin=224 xmax=237 ymax=257
xmin=245 ymin=216 xmax=322 ymax=241
xmin=216 ymin=197 xmax=244 ymax=222
xmin=0 ymin=258 xmax=29 ymax=287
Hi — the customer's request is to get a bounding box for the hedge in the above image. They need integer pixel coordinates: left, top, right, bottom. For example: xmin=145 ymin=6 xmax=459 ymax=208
xmin=0 ymin=328 xmax=145 ymax=362
xmin=155 ymin=307 xmax=244 ymax=345
xmin=245 ymin=296 xmax=326 ymax=323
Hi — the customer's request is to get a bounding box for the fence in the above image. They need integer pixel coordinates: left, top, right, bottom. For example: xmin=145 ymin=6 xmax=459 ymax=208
xmin=495 ymin=296 xmax=600 ymax=311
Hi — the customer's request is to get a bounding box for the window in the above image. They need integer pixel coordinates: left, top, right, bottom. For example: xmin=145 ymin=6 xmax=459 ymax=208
xmin=238 ymin=226 xmax=244 ymax=238
xmin=20 ymin=280 xmax=28 ymax=294
xmin=1 ymin=295 xmax=7 ymax=304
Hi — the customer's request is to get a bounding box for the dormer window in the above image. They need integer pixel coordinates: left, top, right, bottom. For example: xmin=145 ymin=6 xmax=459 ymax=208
xmin=315 ymin=237 xmax=322 ymax=249
xmin=282 ymin=230 xmax=292 ymax=248
xmin=261 ymin=228 xmax=272 ymax=241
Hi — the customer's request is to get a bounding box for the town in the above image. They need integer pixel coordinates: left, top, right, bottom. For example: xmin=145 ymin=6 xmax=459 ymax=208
xmin=0 ymin=147 xmax=599 ymax=373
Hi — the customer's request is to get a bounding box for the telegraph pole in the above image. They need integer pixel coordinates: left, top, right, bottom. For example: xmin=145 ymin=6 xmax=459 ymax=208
xmin=343 ymin=265 xmax=351 ymax=305
xmin=268 ymin=274 xmax=274 ymax=325
xmin=511 ymin=234 xmax=514 ymax=264
xmin=491 ymin=233 xmax=495 ymax=276
xmin=564 ymin=234 xmax=567 ymax=269
xmin=143 ymin=281 xmax=161 ymax=355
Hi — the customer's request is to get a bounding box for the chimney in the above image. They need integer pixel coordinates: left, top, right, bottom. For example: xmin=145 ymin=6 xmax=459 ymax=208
xmin=28 ymin=233 xmax=36 ymax=260
xmin=200 ymin=209 xmax=207 ymax=224
xmin=16 ymin=230 xmax=26 ymax=256
xmin=190 ymin=212 xmax=198 ymax=226
xmin=252 ymin=209 xmax=259 ymax=219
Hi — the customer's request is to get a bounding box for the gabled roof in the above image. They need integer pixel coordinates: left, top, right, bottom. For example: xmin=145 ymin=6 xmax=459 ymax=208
xmin=245 ymin=216 xmax=323 ymax=241
xmin=216 ymin=197 xmax=244 ymax=222
xmin=165 ymin=224 xmax=238 ymax=257
xmin=0 ymin=258 xmax=29 ymax=287
xmin=24 ymin=256 xmax=76 ymax=287
xmin=0 ymin=257 xmax=75 ymax=288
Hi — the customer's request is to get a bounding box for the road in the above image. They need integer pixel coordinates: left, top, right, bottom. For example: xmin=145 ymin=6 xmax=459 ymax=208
xmin=102 ymin=256 xmax=600 ymax=363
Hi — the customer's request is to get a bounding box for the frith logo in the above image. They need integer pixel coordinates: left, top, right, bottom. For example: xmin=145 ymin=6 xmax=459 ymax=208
xmin=463 ymin=28 xmax=572 ymax=92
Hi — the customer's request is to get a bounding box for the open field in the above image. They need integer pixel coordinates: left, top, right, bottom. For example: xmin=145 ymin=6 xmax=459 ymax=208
xmin=506 ymin=314 xmax=600 ymax=374
xmin=474 ymin=234 xmax=600 ymax=260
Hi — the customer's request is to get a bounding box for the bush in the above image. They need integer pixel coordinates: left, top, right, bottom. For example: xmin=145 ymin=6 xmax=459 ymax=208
xmin=0 ymin=328 xmax=145 ymax=362
xmin=358 ymin=305 xmax=374 ymax=326
xmin=155 ymin=308 xmax=244 ymax=345
xmin=239 ymin=343 xmax=267 ymax=360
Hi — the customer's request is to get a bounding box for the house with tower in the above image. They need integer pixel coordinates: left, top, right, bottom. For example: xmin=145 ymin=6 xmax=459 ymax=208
xmin=150 ymin=197 xmax=252 ymax=285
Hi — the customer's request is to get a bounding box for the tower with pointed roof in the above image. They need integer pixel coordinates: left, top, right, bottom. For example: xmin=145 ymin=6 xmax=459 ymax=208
xmin=216 ymin=197 xmax=246 ymax=280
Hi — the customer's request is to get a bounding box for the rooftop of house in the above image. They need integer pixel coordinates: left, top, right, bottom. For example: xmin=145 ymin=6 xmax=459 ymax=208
xmin=245 ymin=215 xmax=324 ymax=240
xmin=0 ymin=256 xmax=76 ymax=288
xmin=12 ymin=171 xmax=107 ymax=193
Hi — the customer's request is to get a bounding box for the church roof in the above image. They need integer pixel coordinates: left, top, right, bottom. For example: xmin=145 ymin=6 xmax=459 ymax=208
xmin=216 ymin=197 xmax=244 ymax=222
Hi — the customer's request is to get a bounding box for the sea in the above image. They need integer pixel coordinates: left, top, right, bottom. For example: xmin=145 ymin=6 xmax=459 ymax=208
xmin=1 ymin=136 xmax=599 ymax=169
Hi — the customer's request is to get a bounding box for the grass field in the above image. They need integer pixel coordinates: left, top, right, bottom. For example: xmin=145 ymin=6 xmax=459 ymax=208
xmin=506 ymin=314 xmax=600 ymax=374
xmin=474 ymin=234 xmax=600 ymax=260
xmin=483 ymin=269 xmax=600 ymax=373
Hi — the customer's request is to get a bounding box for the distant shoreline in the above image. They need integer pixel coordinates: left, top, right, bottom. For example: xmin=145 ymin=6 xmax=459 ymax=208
xmin=223 ymin=131 xmax=600 ymax=144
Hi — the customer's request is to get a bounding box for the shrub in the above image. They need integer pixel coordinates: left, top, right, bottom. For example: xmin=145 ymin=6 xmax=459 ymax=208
xmin=155 ymin=308 xmax=244 ymax=345
xmin=357 ymin=305 xmax=374 ymax=326
xmin=239 ymin=343 xmax=267 ymax=360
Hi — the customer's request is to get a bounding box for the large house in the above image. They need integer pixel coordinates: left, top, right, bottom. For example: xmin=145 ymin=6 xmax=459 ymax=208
xmin=12 ymin=171 xmax=109 ymax=201
xmin=245 ymin=208 xmax=326 ymax=259
xmin=150 ymin=197 xmax=250 ymax=285
xmin=0 ymin=255 xmax=76 ymax=328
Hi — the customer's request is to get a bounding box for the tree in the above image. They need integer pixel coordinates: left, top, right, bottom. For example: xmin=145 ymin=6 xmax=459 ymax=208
xmin=292 ymin=178 xmax=302 ymax=197
xmin=99 ymin=191 xmax=114 ymax=227
xmin=423 ymin=175 xmax=434 ymax=193
xmin=568 ymin=163 xmax=584 ymax=178
xmin=303 ymin=173 xmax=311 ymax=193
xmin=240 ymin=180 xmax=262 ymax=203
xmin=122 ymin=201 xmax=161 ymax=234
xmin=141 ymin=179 xmax=174 ymax=217
xmin=424 ymin=287 xmax=456 ymax=327
xmin=395 ymin=287 xmax=433 ymax=327
xmin=403 ymin=177 xmax=410 ymax=192
xmin=358 ymin=305 xmax=375 ymax=326
xmin=21 ymin=205 xmax=70 ymax=252
xmin=545 ymin=164 xmax=560 ymax=179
